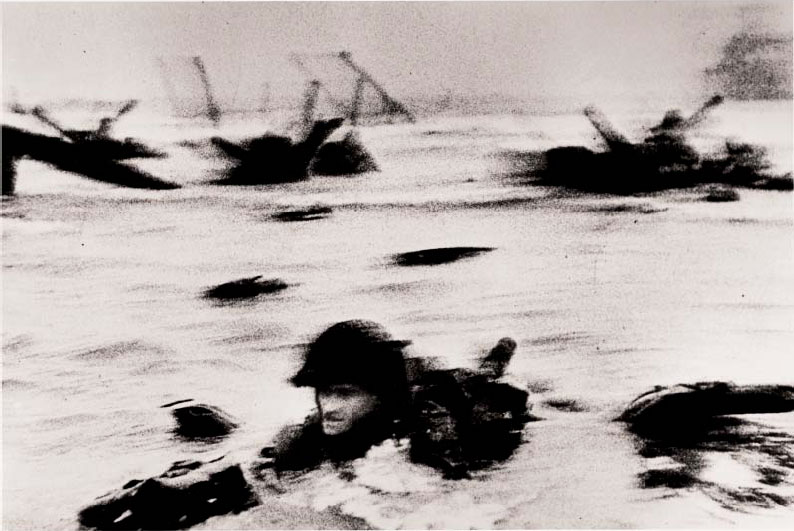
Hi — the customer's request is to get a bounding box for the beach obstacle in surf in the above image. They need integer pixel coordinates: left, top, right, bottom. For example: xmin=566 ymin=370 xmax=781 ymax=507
xmin=211 ymin=118 xmax=345 ymax=185
xmin=620 ymin=382 xmax=794 ymax=509
xmin=2 ymin=125 xmax=179 ymax=195
xmin=509 ymin=97 xmax=793 ymax=195
xmin=617 ymin=381 xmax=794 ymax=435
xmin=311 ymin=130 xmax=379 ymax=176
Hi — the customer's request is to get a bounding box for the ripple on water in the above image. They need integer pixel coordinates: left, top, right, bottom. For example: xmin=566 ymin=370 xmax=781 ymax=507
xmin=70 ymin=340 xmax=172 ymax=362
xmin=2 ymin=378 xmax=37 ymax=391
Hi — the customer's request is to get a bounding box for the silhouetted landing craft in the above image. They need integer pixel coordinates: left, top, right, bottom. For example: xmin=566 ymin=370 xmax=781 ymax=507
xmin=2 ymin=125 xmax=179 ymax=195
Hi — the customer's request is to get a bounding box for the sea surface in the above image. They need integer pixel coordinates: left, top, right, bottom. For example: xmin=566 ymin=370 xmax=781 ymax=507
xmin=2 ymin=101 xmax=793 ymax=529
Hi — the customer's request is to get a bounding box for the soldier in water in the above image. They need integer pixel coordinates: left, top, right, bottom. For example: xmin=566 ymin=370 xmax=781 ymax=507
xmin=256 ymin=320 xmax=412 ymax=475
xmin=253 ymin=320 xmax=532 ymax=484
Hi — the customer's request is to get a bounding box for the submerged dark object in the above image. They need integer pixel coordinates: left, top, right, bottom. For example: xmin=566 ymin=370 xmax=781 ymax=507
xmin=212 ymin=118 xmax=344 ymax=185
xmin=617 ymin=382 xmax=794 ymax=435
xmin=392 ymin=246 xmax=495 ymax=266
xmin=203 ymin=276 xmax=288 ymax=300
xmin=2 ymin=125 xmax=179 ymax=195
xmin=272 ymin=205 xmax=332 ymax=222
xmin=311 ymin=131 xmax=379 ymax=176
xmin=78 ymin=457 xmax=258 ymax=530
xmin=166 ymin=401 xmax=239 ymax=438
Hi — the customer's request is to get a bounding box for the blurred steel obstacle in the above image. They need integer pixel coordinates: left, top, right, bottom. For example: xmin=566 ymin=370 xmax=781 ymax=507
xmin=2 ymin=124 xmax=179 ymax=196
xmin=506 ymin=95 xmax=793 ymax=194
xmin=210 ymin=117 xmax=345 ymax=184
xmin=26 ymin=100 xmax=166 ymax=160
xmin=291 ymin=50 xmax=418 ymax=176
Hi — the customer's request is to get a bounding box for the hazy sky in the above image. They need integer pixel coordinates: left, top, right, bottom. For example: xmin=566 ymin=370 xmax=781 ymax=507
xmin=2 ymin=1 xmax=792 ymax=108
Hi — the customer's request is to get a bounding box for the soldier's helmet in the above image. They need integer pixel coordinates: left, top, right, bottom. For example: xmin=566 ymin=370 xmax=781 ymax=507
xmin=291 ymin=320 xmax=411 ymax=401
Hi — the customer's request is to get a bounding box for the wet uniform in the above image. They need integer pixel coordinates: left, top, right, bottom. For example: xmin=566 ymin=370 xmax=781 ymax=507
xmin=259 ymin=366 xmax=531 ymax=480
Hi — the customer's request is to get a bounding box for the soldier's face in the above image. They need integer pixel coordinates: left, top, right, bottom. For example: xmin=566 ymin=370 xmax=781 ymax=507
xmin=316 ymin=384 xmax=380 ymax=436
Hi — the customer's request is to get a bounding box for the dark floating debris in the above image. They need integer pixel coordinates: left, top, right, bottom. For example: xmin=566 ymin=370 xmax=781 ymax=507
xmin=167 ymin=400 xmax=239 ymax=439
xmin=272 ymin=205 xmax=332 ymax=222
xmin=702 ymin=187 xmax=740 ymax=202
xmin=392 ymin=246 xmax=495 ymax=267
xmin=203 ymin=276 xmax=288 ymax=300
xmin=78 ymin=457 xmax=258 ymax=530
xmin=586 ymin=203 xmax=667 ymax=214
xmin=542 ymin=398 xmax=589 ymax=412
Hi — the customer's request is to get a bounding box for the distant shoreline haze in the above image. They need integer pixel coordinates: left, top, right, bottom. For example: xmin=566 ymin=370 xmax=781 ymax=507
xmin=2 ymin=2 xmax=790 ymax=109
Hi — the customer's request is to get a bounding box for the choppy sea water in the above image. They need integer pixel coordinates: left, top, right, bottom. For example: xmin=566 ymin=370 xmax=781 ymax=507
xmin=2 ymin=101 xmax=793 ymax=529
